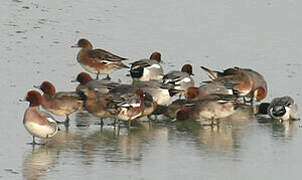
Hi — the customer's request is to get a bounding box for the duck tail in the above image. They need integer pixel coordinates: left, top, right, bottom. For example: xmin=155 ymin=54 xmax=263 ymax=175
xmin=200 ymin=66 xmax=221 ymax=80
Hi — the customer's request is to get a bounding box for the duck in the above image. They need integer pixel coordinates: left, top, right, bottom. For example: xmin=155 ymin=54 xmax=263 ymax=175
xmin=201 ymin=66 xmax=267 ymax=104
xmin=237 ymin=67 xmax=268 ymax=103
xmin=130 ymin=52 xmax=164 ymax=81
xmin=106 ymin=89 xmax=147 ymax=128
xmin=34 ymin=81 xmax=84 ymax=124
xmin=176 ymin=94 xmax=238 ymax=125
xmin=22 ymin=90 xmax=58 ymax=145
xmin=185 ymin=81 xmax=236 ymax=100
xmin=132 ymin=80 xmax=181 ymax=105
xmin=256 ymin=96 xmax=299 ymax=121
xmin=72 ymin=38 xmax=129 ymax=80
xmin=162 ymin=64 xmax=195 ymax=97
xmin=72 ymin=72 xmax=120 ymax=93
xmin=79 ymin=87 xmax=112 ymax=126
xmin=108 ymin=83 xmax=160 ymax=116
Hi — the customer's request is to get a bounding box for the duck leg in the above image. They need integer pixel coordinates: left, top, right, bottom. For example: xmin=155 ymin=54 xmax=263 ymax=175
xmin=96 ymin=72 xmax=100 ymax=80
xmin=128 ymin=120 xmax=131 ymax=129
xmin=102 ymin=74 xmax=111 ymax=80
xmin=32 ymin=136 xmax=36 ymax=145
xmin=27 ymin=136 xmax=45 ymax=145
xmin=100 ymin=118 xmax=104 ymax=127
xmin=117 ymin=120 xmax=120 ymax=136
xmin=65 ymin=115 xmax=70 ymax=126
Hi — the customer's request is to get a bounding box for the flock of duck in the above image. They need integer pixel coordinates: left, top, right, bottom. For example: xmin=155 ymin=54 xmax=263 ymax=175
xmin=21 ymin=38 xmax=299 ymax=145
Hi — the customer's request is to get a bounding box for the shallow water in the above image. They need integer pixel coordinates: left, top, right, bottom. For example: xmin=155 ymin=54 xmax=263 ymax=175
xmin=1 ymin=0 xmax=302 ymax=179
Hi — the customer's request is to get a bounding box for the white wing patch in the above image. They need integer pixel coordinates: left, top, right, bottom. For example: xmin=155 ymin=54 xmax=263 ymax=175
xmin=183 ymin=77 xmax=191 ymax=83
xmin=121 ymin=103 xmax=141 ymax=107
xmin=47 ymin=117 xmax=57 ymax=124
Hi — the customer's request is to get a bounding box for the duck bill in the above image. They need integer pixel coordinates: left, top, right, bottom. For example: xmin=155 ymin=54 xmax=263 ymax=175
xmin=70 ymin=79 xmax=77 ymax=83
xmin=71 ymin=44 xmax=79 ymax=48
xmin=18 ymin=98 xmax=26 ymax=102
xmin=33 ymin=85 xmax=41 ymax=89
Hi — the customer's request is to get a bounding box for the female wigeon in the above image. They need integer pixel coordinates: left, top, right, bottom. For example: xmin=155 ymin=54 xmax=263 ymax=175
xmin=176 ymin=94 xmax=237 ymax=125
xmin=72 ymin=38 xmax=129 ymax=80
xmin=106 ymin=89 xmax=147 ymax=128
xmin=80 ymin=87 xmax=112 ymax=126
xmin=130 ymin=52 xmax=164 ymax=81
xmin=185 ymin=81 xmax=236 ymax=100
xmin=73 ymin=72 xmax=120 ymax=93
xmin=162 ymin=64 xmax=195 ymax=97
xmin=201 ymin=66 xmax=267 ymax=104
xmin=34 ymin=81 xmax=84 ymax=124
xmin=23 ymin=90 xmax=58 ymax=145
xmin=257 ymin=96 xmax=299 ymax=121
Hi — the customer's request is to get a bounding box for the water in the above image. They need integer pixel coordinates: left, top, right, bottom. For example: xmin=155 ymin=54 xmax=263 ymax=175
xmin=1 ymin=0 xmax=302 ymax=179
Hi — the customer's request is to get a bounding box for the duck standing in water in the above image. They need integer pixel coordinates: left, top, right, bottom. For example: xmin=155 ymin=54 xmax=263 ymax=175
xmin=72 ymin=72 xmax=120 ymax=93
xmin=176 ymin=94 xmax=238 ymax=125
xmin=34 ymin=81 xmax=84 ymax=125
xmin=22 ymin=90 xmax=58 ymax=145
xmin=106 ymin=89 xmax=147 ymax=128
xmin=130 ymin=52 xmax=164 ymax=81
xmin=201 ymin=66 xmax=267 ymax=105
xmin=72 ymin=38 xmax=129 ymax=80
xmin=162 ymin=64 xmax=195 ymax=97
xmin=257 ymin=96 xmax=299 ymax=121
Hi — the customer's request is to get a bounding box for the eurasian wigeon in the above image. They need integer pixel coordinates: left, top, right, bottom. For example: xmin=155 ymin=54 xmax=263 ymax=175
xmin=106 ymin=89 xmax=147 ymax=128
xmin=72 ymin=38 xmax=129 ymax=80
xmin=108 ymin=84 xmax=159 ymax=117
xmin=162 ymin=64 xmax=195 ymax=97
xmin=130 ymin=52 xmax=164 ymax=81
xmin=34 ymin=81 xmax=84 ymax=124
xmin=257 ymin=96 xmax=299 ymax=121
xmin=185 ymin=81 xmax=236 ymax=100
xmin=235 ymin=67 xmax=268 ymax=103
xmin=80 ymin=87 xmax=112 ymax=126
xmin=22 ymin=90 xmax=58 ymax=145
xmin=201 ymin=66 xmax=267 ymax=104
xmin=176 ymin=94 xmax=238 ymax=125
xmin=72 ymin=72 xmax=120 ymax=93
xmin=132 ymin=80 xmax=181 ymax=105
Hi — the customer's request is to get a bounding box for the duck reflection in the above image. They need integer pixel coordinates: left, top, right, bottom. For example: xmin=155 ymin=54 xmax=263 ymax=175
xmin=173 ymin=104 xmax=255 ymax=156
xmin=257 ymin=116 xmax=297 ymax=139
xmin=77 ymin=122 xmax=169 ymax=165
xmin=23 ymin=146 xmax=58 ymax=180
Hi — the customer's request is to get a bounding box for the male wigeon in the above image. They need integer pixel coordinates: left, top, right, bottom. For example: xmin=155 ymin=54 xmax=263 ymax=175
xmin=22 ymin=90 xmax=58 ymax=145
xmin=108 ymin=84 xmax=159 ymax=117
xmin=132 ymin=80 xmax=181 ymax=105
xmin=72 ymin=39 xmax=129 ymax=80
xmin=130 ymin=52 xmax=164 ymax=81
xmin=201 ymin=66 xmax=267 ymax=104
xmin=106 ymin=89 xmax=147 ymax=128
xmin=162 ymin=64 xmax=195 ymax=97
xmin=185 ymin=81 xmax=236 ymax=100
xmin=176 ymin=94 xmax=238 ymax=125
xmin=236 ymin=67 xmax=268 ymax=103
xmin=257 ymin=96 xmax=299 ymax=121
xmin=34 ymin=81 xmax=84 ymax=124
xmin=72 ymin=72 xmax=120 ymax=93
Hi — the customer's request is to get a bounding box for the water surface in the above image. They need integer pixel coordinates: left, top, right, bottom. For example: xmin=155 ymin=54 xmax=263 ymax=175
xmin=1 ymin=0 xmax=302 ymax=179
